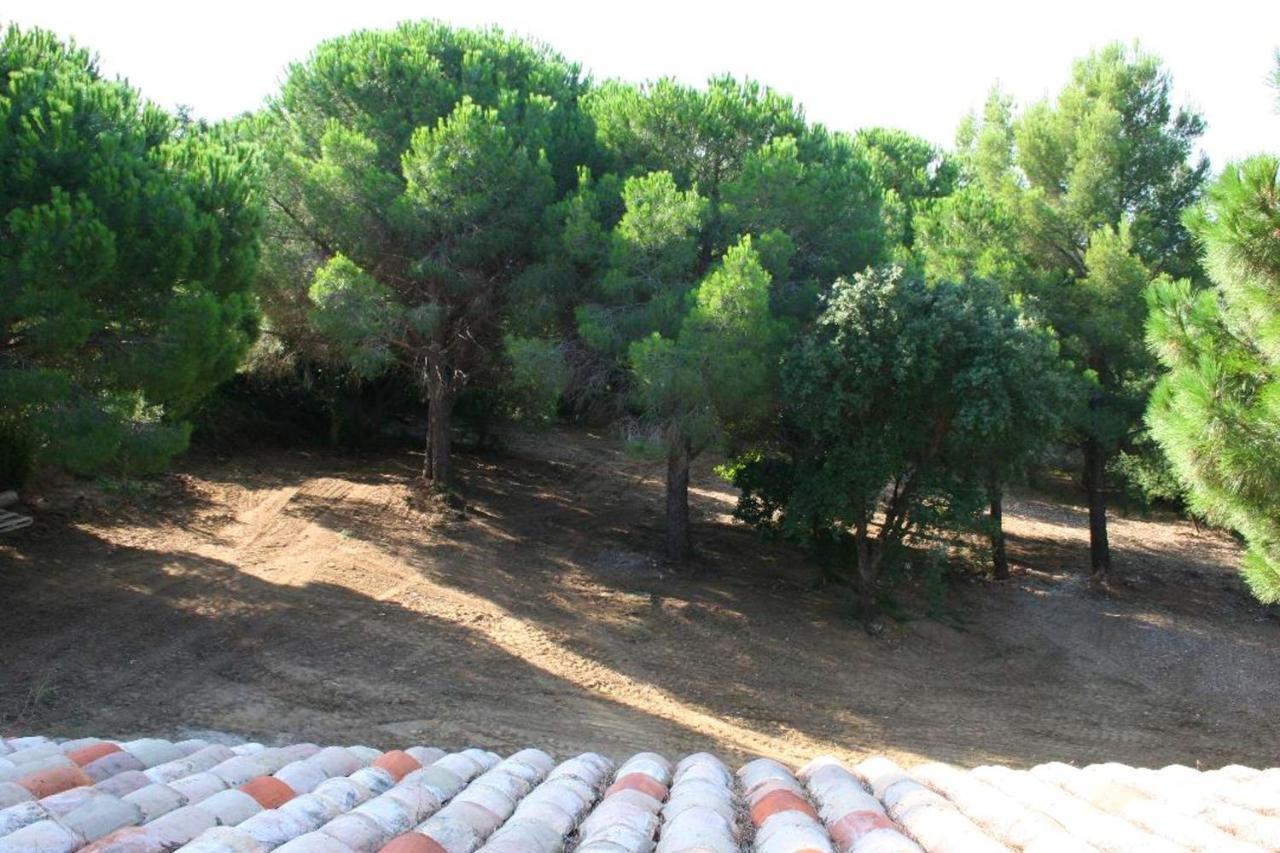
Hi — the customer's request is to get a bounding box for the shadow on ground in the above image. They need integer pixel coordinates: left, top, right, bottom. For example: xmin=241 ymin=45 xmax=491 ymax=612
xmin=2 ymin=427 xmax=1277 ymax=769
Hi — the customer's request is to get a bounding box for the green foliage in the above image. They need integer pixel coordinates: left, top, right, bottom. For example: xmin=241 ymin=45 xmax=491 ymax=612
xmin=0 ymin=25 xmax=261 ymax=479
xmin=721 ymin=129 xmax=885 ymax=289
xmin=731 ymin=267 xmax=1067 ymax=608
xmin=504 ymin=336 xmax=569 ymax=424
xmin=855 ymin=127 xmax=957 ymax=257
xmin=916 ymin=92 xmax=1028 ymax=290
xmin=400 ymin=98 xmax=554 ymax=269
xmin=584 ymin=75 xmax=883 ymax=291
xmin=39 ymin=398 xmax=192 ymax=478
xmin=307 ymin=255 xmax=402 ymax=379
xmin=276 ymin=21 xmax=593 ymax=190
xmin=629 ymin=235 xmax=784 ymax=452
xmin=550 ymin=76 xmax=885 ymax=436
xmin=573 ymin=171 xmax=709 ymax=359
xmin=915 ymin=43 xmax=1209 ymax=574
xmin=1108 ymin=432 xmax=1187 ymax=509
xmin=5 ymin=19 xmax=1236 ymax=601
xmin=937 ymin=43 xmax=1206 ymax=364
xmin=604 ymin=172 xmax=708 ymax=304
xmin=915 ymin=185 xmax=1027 ymax=287
xmin=857 ymin=128 xmax=959 ymax=205
xmin=585 ymin=75 xmax=805 ymax=192
xmin=1007 ymin=44 xmax=1206 ymax=342
xmin=251 ymin=21 xmax=588 ymax=482
xmin=1146 ymin=155 xmax=1280 ymax=601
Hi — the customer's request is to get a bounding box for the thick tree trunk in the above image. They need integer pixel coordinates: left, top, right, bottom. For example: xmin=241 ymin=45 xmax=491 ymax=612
xmin=1083 ymin=437 xmax=1111 ymax=577
xmin=424 ymin=381 xmax=454 ymax=489
xmin=989 ymin=483 xmax=1009 ymax=580
xmin=665 ymin=439 xmax=692 ymax=563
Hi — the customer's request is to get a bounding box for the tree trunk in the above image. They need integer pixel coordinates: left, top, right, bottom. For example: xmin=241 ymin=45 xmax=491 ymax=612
xmin=853 ymin=532 xmax=878 ymax=620
xmin=1083 ymin=437 xmax=1111 ymax=577
xmin=989 ymin=483 xmax=1009 ymax=580
xmin=665 ymin=438 xmax=692 ymax=563
xmin=327 ymin=405 xmax=342 ymax=450
xmin=424 ymin=381 xmax=454 ymax=490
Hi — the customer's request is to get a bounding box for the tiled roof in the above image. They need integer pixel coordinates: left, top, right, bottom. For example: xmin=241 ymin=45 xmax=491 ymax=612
xmin=0 ymin=735 xmax=1277 ymax=852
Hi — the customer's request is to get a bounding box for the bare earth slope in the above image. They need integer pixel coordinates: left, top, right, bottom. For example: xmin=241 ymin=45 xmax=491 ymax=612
xmin=2 ymin=428 xmax=1276 ymax=768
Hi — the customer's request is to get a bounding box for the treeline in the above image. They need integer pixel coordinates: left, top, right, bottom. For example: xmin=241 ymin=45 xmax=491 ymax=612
xmin=3 ymin=22 xmax=1278 ymax=609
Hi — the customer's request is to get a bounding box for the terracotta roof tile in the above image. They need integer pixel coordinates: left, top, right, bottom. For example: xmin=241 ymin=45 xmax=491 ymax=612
xmin=6 ymin=744 xmax=63 ymax=767
xmin=122 ymin=783 xmax=187 ymax=824
xmin=167 ymin=772 xmax=229 ymax=805
xmin=371 ymin=754 xmax=421 ymax=785
xmin=0 ymin=801 xmax=47 ymax=839
xmin=66 ymin=746 xmax=121 ymax=769
xmin=380 ymin=833 xmax=444 ymax=853
xmin=18 ymin=766 xmax=94 ymax=800
xmin=83 ymin=754 xmax=145 ymax=785
xmin=58 ymin=794 xmax=144 ymax=844
xmin=403 ymin=750 xmax=445 ymax=769
xmin=275 ymin=763 xmax=330 ymax=799
xmin=239 ymin=777 xmax=296 ymax=811
xmin=4 ymin=739 xmax=52 ymax=753
xmin=175 ymin=825 xmax=265 ymax=853
xmin=1 ymin=736 xmax=1277 ymax=852
xmin=144 ymin=746 xmax=237 ymax=786
xmin=0 ymin=816 xmax=85 ymax=852
xmin=40 ymin=787 xmax=102 ymax=819
xmin=0 ymin=784 xmax=32 ymax=811
xmin=118 ymin=742 xmax=185 ymax=771
xmin=1 ymin=755 xmax=76 ymax=785
xmin=140 ymin=803 xmax=219 ymax=848
xmin=93 ymin=773 xmax=151 ymax=800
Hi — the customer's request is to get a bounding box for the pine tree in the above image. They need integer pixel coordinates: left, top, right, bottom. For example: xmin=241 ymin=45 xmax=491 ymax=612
xmin=1147 ymin=154 xmax=1280 ymax=602
xmin=250 ymin=23 xmax=590 ymax=489
xmin=535 ymin=76 xmax=885 ymax=560
xmin=629 ymin=236 xmax=785 ymax=561
xmin=0 ymin=26 xmax=261 ymax=485
xmin=919 ymin=44 xmax=1208 ymax=578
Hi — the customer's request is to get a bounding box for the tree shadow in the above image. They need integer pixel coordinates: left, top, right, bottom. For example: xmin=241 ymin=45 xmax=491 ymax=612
xmin=3 ymin=428 xmax=1278 ymax=771
xmin=0 ymin=522 xmax=754 ymax=760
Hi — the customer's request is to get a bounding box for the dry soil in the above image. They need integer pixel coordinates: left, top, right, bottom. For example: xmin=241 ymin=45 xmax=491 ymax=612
xmin=2 ymin=428 xmax=1276 ymax=768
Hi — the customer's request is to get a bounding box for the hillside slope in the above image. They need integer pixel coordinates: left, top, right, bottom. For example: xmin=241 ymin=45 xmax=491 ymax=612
xmin=2 ymin=428 xmax=1276 ymax=767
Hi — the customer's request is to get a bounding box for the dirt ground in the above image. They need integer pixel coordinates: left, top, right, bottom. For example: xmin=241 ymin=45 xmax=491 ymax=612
xmin=2 ymin=428 xmax=1277 ymax=769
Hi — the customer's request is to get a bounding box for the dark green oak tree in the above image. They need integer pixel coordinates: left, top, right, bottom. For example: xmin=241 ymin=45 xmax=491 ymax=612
xmin=734 ymin=268 xmax=1065 ymax=614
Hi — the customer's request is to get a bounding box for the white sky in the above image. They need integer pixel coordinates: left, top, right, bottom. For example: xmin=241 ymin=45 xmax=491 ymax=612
xmin=6 ymin=0 xmax=1279 ymax=167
